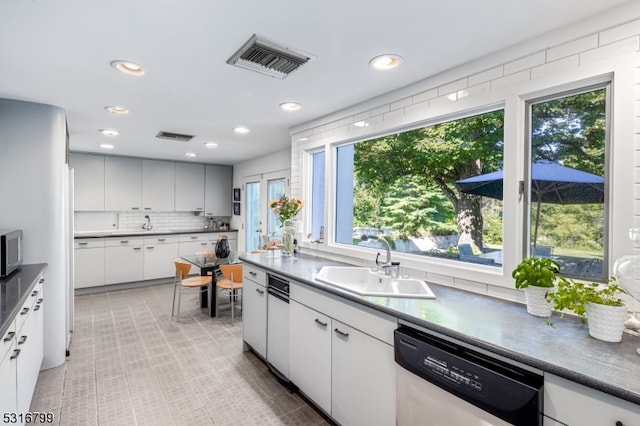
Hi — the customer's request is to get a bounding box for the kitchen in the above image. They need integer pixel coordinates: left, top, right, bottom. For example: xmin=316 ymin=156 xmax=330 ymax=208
xmin=1 ymin=1 xmax=640 ymax=425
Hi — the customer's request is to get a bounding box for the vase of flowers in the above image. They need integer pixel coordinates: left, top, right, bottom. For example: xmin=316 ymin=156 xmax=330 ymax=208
xmin=269 ymin=194 xmax=304 ymax=257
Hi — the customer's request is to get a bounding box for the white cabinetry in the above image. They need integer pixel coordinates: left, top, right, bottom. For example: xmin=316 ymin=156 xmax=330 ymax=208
xmin=205 ymin=165 xmax=232 ymax=216
xmin=105 ymin=156 xmax=142 ymax=211
xmin=143 ymin=235 xmax=179 ymax=280
xmin=0 ymin=321 xmax=17 ymax=418
xmin=142 ymin=159 xmax=175 ymax=211
xmin=242 ymin=264 xmax=267 ymax=358
xmin=74 ymin=239 xmax=105 ymax=288
xmin=70 ymin=153 xmax=105 ymax=211
xmin=105 ymin=238 xmax=144 ymax=284
xmin=175 ymin=163 xmax=205 ymax=212
xmin=544 ymin=373 xmax=640 ymax=426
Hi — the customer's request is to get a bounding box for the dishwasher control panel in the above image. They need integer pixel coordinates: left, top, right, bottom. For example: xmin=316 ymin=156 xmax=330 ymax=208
xmin=423 ymin=353 xmax=484 ymax=392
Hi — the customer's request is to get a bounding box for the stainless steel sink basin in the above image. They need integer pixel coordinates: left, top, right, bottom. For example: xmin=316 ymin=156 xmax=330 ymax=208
xmin=315 ymin=266 xmax=435 ymax=299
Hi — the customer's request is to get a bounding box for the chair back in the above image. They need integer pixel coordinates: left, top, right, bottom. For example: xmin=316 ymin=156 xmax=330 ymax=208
xmin=174 ymin=259 xmax=192 ymax=279
xmin=219 ymin=264 xmax=243 ymax=283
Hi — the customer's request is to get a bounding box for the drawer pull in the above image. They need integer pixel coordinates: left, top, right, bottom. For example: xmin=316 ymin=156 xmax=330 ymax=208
xmin=158 ymin=238 xmax=166 ymax=242
xmin=37 ymin=298 xmax=43 ymax=304
xmin=78 ymin=242 xmax=88 ymax=246
xmin=131 ymin=207 xmax=140 ymax=210
xmin=315 ymin=318 xmax=328 ymax=327
xmin=120 ymin=240 xmax=129 ymax=244
xmin=3 ymin=331 xmax=15 ymax=342
xmin=144 ymin=207 xmax=152 ymax=210
xmin=249 ymin=271 xmax=257 ymax=276
xmin=256 ymin=288 xmax=264 ymax=295
xmin=133 ymin=247 xmax=142 ymax=251
xmin=147 ymin=246 xmax=155 ymax=250
xmin=334 ymin=328 xmax=349 ymax=338
xmin=9 ymin=349 xmax=20 ymax=360
xmin=18 ymin=335 xmax=27 ymax=345
xmin=191 ymin=236 xmax=198 ymax=240
xmin=31 ymin=290 xmax=38 ymax=297
xmin=201 ymin=242 xmax=208 ymax=246
xmin=34 ymin=304 xmax=41 ymax=311
xmin=20 ymin=307 xmax=29 ymax=315
xmin=39 ymin=278 xmax=45 ymax=283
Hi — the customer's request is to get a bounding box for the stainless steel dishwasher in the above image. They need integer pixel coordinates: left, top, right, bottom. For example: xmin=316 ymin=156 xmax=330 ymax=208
xmin=395 ymin=326 xmax=543 ymax=426
xmin=266 ymin=273 xmax=290 ymax=382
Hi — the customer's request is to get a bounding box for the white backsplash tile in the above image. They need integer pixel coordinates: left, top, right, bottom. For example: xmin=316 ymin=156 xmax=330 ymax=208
xmin=75 ymin=211 xmax=230 ymax=232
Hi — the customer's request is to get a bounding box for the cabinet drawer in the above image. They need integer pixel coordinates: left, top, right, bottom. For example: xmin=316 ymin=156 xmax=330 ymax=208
xmin=143 ymin=235 xmax=180 ymax=245
xmin=243 ymin=264 xmax=266 ymax=286
xmin=74 ymin=239 xmax=105 ymax=249
xmin=104 ymin=237 xmax=144 ymax=247
xmin=178 ymin=233 xmax=207 ymax=243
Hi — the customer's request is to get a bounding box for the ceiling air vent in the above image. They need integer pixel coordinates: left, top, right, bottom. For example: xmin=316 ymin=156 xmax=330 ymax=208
xmin=156 ymin=131 xmax=194 ymax=142
xmin=227 ymin=34 xmax=314 ymax=79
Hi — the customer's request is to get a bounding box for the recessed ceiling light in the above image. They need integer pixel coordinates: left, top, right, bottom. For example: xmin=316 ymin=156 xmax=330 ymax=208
xmin=105 ymin=106 xmax=129 ymax=115
xmin=100 ymin=144 xmax=114 ymax=150
xmin=369 ymin=54 xmax=402 ymax=70
xmin=204 ymin=142 xmax=219 ymax=149
xmin=111 ymin=60 xmax=145 ymax=76
xmin=100 ymin=129 xmax=119 ymax=136
xmin=448 ymin=90 xmax=470 ymax=101
xmin=233 ymin=126 xmax=250 ymax=134
xmin=280 ymin=102 xmax=302 ymax=111
xmin=184 ymin=152 xmax=197 ymax=158
xmin=297 ymin=137 xmax=308 ymax=142
xmin=354 ymin=121 xmax=369 ymax=128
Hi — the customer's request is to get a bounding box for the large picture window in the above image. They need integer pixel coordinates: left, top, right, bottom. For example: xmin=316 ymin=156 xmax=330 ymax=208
xmin=526 ymin=85 xmax=609 ymax=280
xmin=334 ymin=109 xmax=505 ymax=266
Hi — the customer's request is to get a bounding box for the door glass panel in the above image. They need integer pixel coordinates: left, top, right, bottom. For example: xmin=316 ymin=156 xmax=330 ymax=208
xmin=267 ymin=178 xmax=286 ymax=239
xmin=245 ymin=181 xmax=261 ymax=252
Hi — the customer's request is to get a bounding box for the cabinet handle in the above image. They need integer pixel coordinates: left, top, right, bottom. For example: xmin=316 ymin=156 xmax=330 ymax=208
xmin=201 ymin=242 xmax=208 ymax=246
xmin=78 ymin=242 xmax=88 ymax=246
xmin=147 ymin=246 xmax=155 ymax=250
xmin=18 ymin=335 xmax=27 ymax=345
xmin=31 ymin=290 xmax=38 ymax=297
xmin=131 ymin=207 xmax=140 ymax=210
xmin=144 ymin=207 xmax=152 ymax=210
xmin=39 ymin=278 xmax=45 ymax=283
xmin=3 ymin=331 xmax=15 ymax=342
xmin=191 ymin=236 xmax=198 ymax=240
xmin=249 ymin=271 xmax=257 ymax=276
xmin=133 ymin=247 xmax=142 ymax=251
xmin=334 ymin=328 xmax=349 ymax=338
xmin=315 ymin=318 xmax=328 ymax=327
xmin=120 ymin=240 xmax=129 ymax=244
xmin=9 ymin=349 xmax=20 ymax=360
xmin=616 ymin=422 xmax=625 ymax=426
xmin=196 ymin=208 xmax=203 ymax=210
xmin=256 ymin=288 xmax=264 ymax=295
xmin=158 ymin=238 xmax=166 ymax=242
xmin=34 ymin=304 xmax=41 ymax=311
xmin=37 ymin=298 xmax=43 ymax=304
xmin=20 ymin=307 xmax=29 ymax=315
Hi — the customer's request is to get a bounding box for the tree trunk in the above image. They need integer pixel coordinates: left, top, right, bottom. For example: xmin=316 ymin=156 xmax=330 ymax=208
xmin=456 ymin=193 xmax=484 ymax=251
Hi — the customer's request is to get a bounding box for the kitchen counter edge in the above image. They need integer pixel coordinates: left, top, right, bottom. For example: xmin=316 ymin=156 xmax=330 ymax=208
xmin=74 ymin=229 xmax=238 ymax=239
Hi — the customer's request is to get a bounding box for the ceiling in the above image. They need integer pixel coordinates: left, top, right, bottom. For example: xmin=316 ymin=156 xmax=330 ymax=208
xmin=0 ymin=0 xmax=634 ymax=165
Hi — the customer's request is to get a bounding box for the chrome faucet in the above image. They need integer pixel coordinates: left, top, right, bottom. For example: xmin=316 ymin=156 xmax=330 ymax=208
xmin=142 ymin=215 xmax=153 ymax=230
xmin=361 ymin=234 xmax=399 ymax=277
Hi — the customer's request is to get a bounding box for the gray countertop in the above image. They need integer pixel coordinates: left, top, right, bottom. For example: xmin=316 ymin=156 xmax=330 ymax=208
xmin=240 ymin=253 xmax=640 ymax=406
xmin=0 ymin=264 xmax=47 ymax=339
xmin=74 ymin=229 xmax=238 ymax=238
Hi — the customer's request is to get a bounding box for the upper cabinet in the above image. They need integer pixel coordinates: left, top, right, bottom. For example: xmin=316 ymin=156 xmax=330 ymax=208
xmin=142 ymin=160 xmax=175 ymax=211
xmin=205 ymin=165 xmax=232 ymax=216
xmin=174 ymin=163 xmax=205 ymax=212
xmin=70 ymin=153 xmax=105 ymax=211
xmin=105 ymin=156 xmax=142 ymax=211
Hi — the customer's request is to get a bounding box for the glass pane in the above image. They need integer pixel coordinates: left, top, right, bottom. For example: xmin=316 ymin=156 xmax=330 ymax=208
xmin=334 ymin=110 xmax=504 ymax=266
xmin=267 ymin=178 xmax=286 ymax=239
xmin=245 ymin=182 xmax=261 ymax=252
xmin=529 ymin=87 xmax=607 ymax=280
xmin=311 ymin=151 xmax=326 ymax=240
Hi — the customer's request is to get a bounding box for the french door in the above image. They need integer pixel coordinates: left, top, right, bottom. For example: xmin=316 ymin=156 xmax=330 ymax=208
xmin=243 ymin=170 xmax=289 ymax=253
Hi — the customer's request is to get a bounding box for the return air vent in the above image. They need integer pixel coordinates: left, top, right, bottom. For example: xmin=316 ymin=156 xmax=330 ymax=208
xmin=155 ymin=131 xmax=194 ymax=142
xmin=227 ymin=34 xmax=314 ymax=79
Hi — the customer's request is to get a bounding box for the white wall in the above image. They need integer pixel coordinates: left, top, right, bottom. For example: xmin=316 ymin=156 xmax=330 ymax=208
xmin=0 ymin=98 xmax=68 ymax=368
xmin=289 ymin=3 xmax=640 ymax=301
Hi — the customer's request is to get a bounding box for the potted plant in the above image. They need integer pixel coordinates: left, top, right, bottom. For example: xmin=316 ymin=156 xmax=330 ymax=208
xmin=546 ymin=277 xmax=627 ymax=342
xmin=512 ymin=257 xmax=561 ymax=317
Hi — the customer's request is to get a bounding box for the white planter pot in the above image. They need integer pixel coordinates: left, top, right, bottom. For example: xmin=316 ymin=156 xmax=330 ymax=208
xmin=524 ymin=286 xmax=553 ymax=317
xmin=585 ymin=302 xmax=627 ymax=342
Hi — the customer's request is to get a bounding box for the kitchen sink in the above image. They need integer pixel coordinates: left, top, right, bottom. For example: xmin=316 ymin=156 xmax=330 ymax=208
xmin=315 ymin=266 xmax=435 ymax=299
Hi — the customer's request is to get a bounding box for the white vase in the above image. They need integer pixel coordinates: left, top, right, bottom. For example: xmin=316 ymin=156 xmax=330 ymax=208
xmin=524 ymin=286 xmax=553 ymax=317
xmin=585 ymin=302 xmax=627 ymax=342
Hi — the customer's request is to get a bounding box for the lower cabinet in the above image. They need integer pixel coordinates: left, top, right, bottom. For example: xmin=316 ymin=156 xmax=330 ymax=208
xmin=143 ymin=237 xmax=179 ymax=280
xmin=0 ymin=323 xmax=17 ymax=418
xmin=242 ymin=265 xmax=267 ymax=358
xmin=74 ymin=240 xmax=105 ymax=288
xmin=544 ymin=373 xmax=640 ymax=425
xmin=105 ymin=238 xmax=144 ymax=284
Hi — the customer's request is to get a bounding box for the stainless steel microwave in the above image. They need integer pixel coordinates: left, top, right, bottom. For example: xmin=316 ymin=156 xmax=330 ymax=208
xmin=0 ymin=229 xmax=23 ymax=277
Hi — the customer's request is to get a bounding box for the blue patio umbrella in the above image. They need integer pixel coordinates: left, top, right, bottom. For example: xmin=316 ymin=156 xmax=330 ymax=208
xmin=455 ymin=160 xmax=604 ymax=247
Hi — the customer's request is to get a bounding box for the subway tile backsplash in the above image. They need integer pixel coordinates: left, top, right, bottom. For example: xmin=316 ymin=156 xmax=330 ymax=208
xmin=75 ymin=211 xmax=230 ymax=232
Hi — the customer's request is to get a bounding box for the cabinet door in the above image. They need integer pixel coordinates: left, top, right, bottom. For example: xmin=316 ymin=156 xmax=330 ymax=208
xmin=142 ymin=159 xmax=175 ymax=211
xmin=205 ymin=165 xmax=232 ymax=216
xmin=242 ymin=278 xmax=267 ymax=358
xmin=0 ymin=343 xmax=17 ymax=417
xmin=105 ymin=156 xmax=142 ymax=211
xmin=289 ymin=301 xmax=332 ymax=414
xmin=16 ymin=305 xmax=40 ymax=415
xmin=331 ymin=320 xmax=396 ymax=426
xmin=74 ymin=247 xmax=105 ymax=288
xmin=70 ymin=153 xmax=105 ymax=211
xmin=143 ymin=243 xmax=179 ymax=280
xmin=175 ymin=163 xmax=205 ymax=212
xmin=105 ymin=245 xmax=144 ymax=284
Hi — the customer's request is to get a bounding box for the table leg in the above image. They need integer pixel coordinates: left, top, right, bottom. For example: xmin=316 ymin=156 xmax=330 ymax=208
xmin=200 ymin=266 xmax=218 ymax=317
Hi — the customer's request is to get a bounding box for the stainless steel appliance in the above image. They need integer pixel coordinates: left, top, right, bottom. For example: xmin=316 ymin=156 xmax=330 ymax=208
xmin=395 ymin=326 xmax=543 ymax=426
xmin=267 ymin=273 xmax=290 ymax=382
xmin=0 ymin=229 xmax=23 ymax=277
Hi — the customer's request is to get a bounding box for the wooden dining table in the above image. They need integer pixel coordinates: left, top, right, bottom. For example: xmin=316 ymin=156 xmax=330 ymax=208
xmin=179 ymin=251 xmax=240 ymax=317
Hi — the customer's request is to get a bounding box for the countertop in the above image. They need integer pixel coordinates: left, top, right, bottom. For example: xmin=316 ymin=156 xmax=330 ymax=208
xmin=74 ymin=229 xmax=238 ymax=238
xmin=0 ymin=264 xmax=47 ymax=339
xmin=240 ymin=253 xmax=640 ymax=406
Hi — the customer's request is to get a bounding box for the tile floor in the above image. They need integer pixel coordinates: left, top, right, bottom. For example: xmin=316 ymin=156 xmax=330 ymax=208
xmin=29 ymin=282 xmax=330 ymax=425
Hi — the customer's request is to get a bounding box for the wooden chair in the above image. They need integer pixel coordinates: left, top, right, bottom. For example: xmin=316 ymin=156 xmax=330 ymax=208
xmin=171 ymin=259 xmax=212 ymax=322
xmin=217 ymin=264 xmax=243 ymax=324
